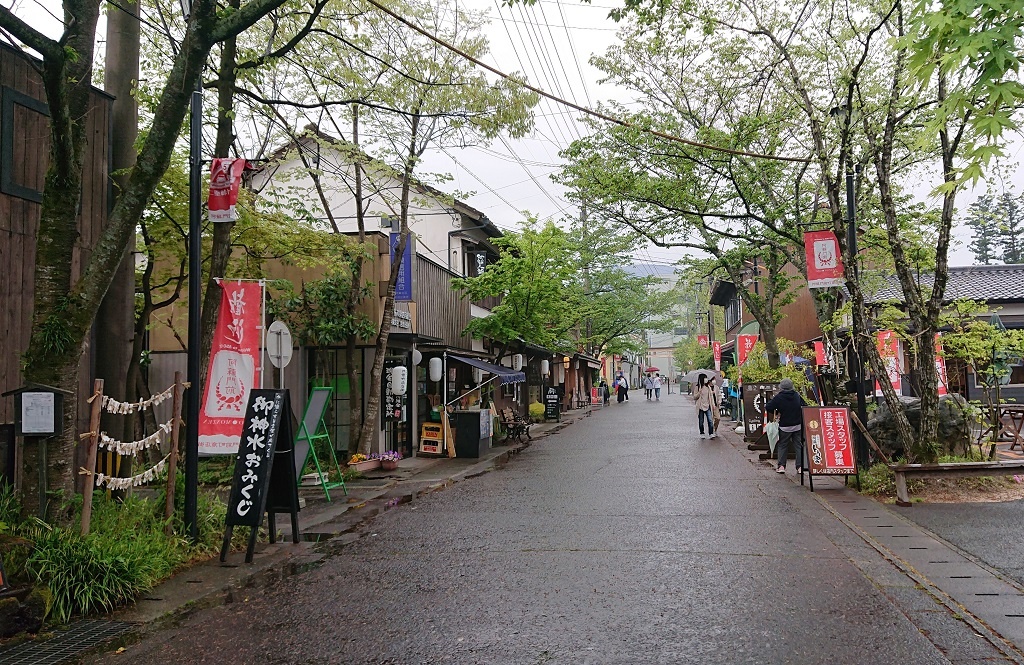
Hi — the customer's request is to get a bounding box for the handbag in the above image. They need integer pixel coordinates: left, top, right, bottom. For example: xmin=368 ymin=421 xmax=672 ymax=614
xmin=765 ymin=412 xmax=780 ymax=455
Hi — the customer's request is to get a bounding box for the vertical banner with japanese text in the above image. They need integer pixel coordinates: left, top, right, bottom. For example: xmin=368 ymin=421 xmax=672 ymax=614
xmin=389 ymin=232 xmax=413 ymax=302
xmin=935 ymin=333 xmax=948 ymax=396
xmin=802 ymin=406 xmax=857 ymax=475
xmin=207 ymin=158 xmax=246 ymax=223
xmin=814 ymin=341 xmax=827 ymax=366
xmin=737 ymin=334 xmax=758 ymax=365
xmin=200 ymin=281 xmax=264 ymax=454
xmin=713 ymin=341 xmax=722 ymax=371
xmin=697 ymin=334 xmax=709 ymax=348
xmin=804 ymin=230 xmax=845 ymax=289
xmin=874 ymin=330 xmax=902 ymax=396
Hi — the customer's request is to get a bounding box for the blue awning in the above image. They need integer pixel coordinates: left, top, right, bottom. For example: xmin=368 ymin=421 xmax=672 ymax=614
xmin=449 ymin=355 xmax=526 ymax=384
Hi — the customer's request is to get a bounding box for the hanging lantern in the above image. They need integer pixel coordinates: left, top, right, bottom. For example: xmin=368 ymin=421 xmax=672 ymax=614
xmin=512 ymin=354 xmax=524 ymax=371
xmin=472 ymin=367 xmax=484 ymax=384
xmin=540 ymin=359 xmax=550 ymax=376
xmin=411 ymin=349 xmax=423 ymax=366
xmin=429 ymin=357 xmax=443 ymax=382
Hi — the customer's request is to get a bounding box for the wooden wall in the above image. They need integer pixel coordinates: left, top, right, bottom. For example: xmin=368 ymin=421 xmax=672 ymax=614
xmin=0 ymin=44 xmax=112 ymax=428
xmin=415 ymin=258 xmax=473 ymax=350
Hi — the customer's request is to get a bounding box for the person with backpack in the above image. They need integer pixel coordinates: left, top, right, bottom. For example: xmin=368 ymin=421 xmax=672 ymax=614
xmin=694 ymin=374 xmax=718 ymax=439
xmin=764 ymin=378 xmax=807 ymax=474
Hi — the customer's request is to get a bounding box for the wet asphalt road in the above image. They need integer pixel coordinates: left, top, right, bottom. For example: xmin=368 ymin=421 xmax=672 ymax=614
xmin=96 ymin=394 xmax=964 ymax=664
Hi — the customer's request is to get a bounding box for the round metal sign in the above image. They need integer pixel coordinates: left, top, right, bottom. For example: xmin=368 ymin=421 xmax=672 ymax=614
xmin=266 ymin=320 xmax=293 ymax=369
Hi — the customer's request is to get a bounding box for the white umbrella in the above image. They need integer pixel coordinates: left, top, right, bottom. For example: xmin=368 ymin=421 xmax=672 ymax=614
xmin=680 ymin=369 xmax=723 ymax=385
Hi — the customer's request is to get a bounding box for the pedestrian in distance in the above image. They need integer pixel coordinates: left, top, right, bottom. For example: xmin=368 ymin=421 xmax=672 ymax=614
xmin=653 ymin=374 xmax=662 ymax=401
xmin=599 ymin=379 xmax=610 ymax=405
xmin=615 ymin=375 xmax=626 ymax=403
xmin=643 ymin=374 xmax=654 ymax=400
xmin=764 ymin=378 xmax=807 ymax=474
xmin=694 ymin=374 xmax=718 ymax=439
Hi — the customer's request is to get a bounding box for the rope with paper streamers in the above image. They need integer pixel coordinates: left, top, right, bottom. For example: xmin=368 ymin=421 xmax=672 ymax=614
xmin=101 ymin=383 xmax=185 ymax=415
xmin=97 ymin=419 xmax=173 ymax=456
xmin=85 ymin=453 xmax=171 ymax=491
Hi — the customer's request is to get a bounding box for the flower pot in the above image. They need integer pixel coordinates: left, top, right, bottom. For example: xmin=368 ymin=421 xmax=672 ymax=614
xmin=380 ymin=459 xmax=399 ymax=471
xmin=350 ymin=459 xmax=381 ymax=473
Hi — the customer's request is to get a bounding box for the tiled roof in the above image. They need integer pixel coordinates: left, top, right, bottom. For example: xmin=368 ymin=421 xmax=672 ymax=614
xmin=865 ymin=264 xmax=1024 ymax=304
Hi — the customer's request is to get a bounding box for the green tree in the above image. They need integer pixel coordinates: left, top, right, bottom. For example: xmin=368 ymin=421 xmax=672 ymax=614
xmin=964 ymin=195 xmax=1003 ymax=265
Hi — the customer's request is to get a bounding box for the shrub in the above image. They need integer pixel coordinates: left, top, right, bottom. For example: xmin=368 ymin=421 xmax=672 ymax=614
xmin=528 ymin=402 xmax=545 ymax=420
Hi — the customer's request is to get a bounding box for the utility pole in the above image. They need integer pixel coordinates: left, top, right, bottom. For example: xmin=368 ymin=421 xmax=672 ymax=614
xmin=847 ymin=163 xmax=869 ymax=468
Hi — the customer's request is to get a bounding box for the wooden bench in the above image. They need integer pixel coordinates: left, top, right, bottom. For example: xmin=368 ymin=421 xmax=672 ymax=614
xmin=889 ymin=461 xmax=1024 ymax=506
xmin=500 ymin=408 xmax=531 ymax=443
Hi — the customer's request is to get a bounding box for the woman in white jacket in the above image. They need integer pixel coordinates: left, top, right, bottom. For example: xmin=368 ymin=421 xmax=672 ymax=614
xmin=694 ymin=374 xmax=718 ymax=439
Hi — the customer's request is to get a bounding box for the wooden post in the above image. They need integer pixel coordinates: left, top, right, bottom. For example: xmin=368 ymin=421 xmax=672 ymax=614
xmin=81 ymin=379 xmax=105 ymax=537
xmin=165 ymin=372 xmax=184 ymax=535
xmin=849 ymin=411 xmax=890 ymax=465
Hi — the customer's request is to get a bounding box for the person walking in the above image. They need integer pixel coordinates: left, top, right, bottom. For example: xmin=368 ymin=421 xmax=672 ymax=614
xmin=615 ymin=374 xmax=627 ymax=403
xmin=653 ymin=374 xmax=662 ymax=401
xmin=643 ymin=374 xmax=654 ymax=400
xmin=599 ymin=379 xmax=610 ymax=405
xmin=694 ymin=374 xmax=718 ymax=439
xmin=764 ymin=378 xmax=807 ymax=474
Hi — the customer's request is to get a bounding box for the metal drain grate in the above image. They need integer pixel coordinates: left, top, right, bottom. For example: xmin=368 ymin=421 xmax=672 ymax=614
xmin=0 ymin=619 xmax=134 ymax=665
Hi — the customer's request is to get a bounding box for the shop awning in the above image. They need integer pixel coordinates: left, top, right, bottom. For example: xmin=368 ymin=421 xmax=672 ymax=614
xmin=449 ymin=355 xmax=526 ymax=384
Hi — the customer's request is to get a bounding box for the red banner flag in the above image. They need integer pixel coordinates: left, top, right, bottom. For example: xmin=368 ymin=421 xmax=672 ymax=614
xmin=814 ymin=341 xmax=827 ymax=366
xmin=208 ymin=158 xmax=246 ymax=222
xmin=737 ymin=334 xmax=758 ymax=365
xmin=697 ymin=334 xmax=709 ymax=348
xmin=713 ymin=341 xmax=722 ymax=371
xmin=804 ymin=231 xmax=845 ymax=289
xmin=935 ymin=333 xmax=948 ymax=396
xmin=199 ymin=281 xmax=264 ymax=454
xmin=803 ymin=406 xmax=857 ymax=474
xmin=874 ymin=330 xmax=902 ymax=396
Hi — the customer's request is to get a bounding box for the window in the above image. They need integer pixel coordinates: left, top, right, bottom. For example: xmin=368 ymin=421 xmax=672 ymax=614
xmin=1 ymin=87 xmax=49 ymax=202
xmin=725 ymin=297 xmax=741 ymax=330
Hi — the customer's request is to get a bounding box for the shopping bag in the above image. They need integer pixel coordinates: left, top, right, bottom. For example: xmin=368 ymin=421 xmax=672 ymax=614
xmin=766 ymin=420 xmax=780 ymax=455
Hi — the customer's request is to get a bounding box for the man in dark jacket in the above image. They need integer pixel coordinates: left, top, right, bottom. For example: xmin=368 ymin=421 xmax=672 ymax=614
xmin=764 ymin=378 xmax=806 ymax=474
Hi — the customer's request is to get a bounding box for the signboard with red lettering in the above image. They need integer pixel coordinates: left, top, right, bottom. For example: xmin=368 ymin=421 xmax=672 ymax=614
xmin=803 ymin=406 xmax=857 ymax=475
xmin=713 ymin=341 xmax=722 ymax=371
xmin=208 ymin=158 xmax=246 ymax=222
xmin=737 ymin=334 xmax=758 ymax=365
xmin=935 ymin=333 xmax=948 ymax=396
xmin=874 ymin=330 xmax=902 ymax=396
xmin=697 ymin=334 xmax=709 ymax=348
xmin=804 ymin=230 xmax=845 ymax=289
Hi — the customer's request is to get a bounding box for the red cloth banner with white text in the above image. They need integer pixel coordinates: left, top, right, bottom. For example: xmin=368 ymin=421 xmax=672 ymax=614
xmin=874 ymin=330 xmax=902 ymax=396
xmin=803 ymin=406 xmax=857 ymax=475
xmin=208 ymin=158 xmax=246 ymax=222
xmin=697 ymin=334 xmax=709 ymax=348
xmin=737 ymin=334 xmax=758 ymax=365
xmin=935 ymin=333 xmax=948 ymax=396
xmin=814 ymin=341 xmax=827 ymax=366
xmin=713 ymin=341 xmax=722 ymax=371
xmin=199 ymin=282 xmax=263 ymax=454
xmin=804 ymin=231 xmax=845 ymax=289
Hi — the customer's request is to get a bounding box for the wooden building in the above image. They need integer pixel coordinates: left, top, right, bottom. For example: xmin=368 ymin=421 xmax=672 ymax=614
xmin=0 ymin=43 xmax=113 ymax=476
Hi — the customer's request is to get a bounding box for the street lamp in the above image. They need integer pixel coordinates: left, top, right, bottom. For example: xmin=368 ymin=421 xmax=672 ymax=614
xmin=181 ymin=0 xmax=202 ymax=542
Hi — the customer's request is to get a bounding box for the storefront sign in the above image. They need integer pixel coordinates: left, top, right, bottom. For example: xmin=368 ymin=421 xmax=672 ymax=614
xmin=713 ymin=341 xmax=722 ymax=371
xmin=802 ymin=406 xmax=857 ymax=475
xmin=208 ymin=158 xmax=246 ymax=222
xmin=200 ymin=281 xmax=263 ymax=454
xmin=874 ymin=330 xmax=902 ymax=396
xmin=390 ymin=232 xmax=413 ymax=302
xmin=814 ymin=341 xmax=827 ymax=366
xmin=544 ymin=387 xmax=561 ymax=421
xmin=381 ymin=357 xmax=407 ymax=428
xmin=935 ymin=333 xmax=948 ymax=396
xmin=737 ymin=334 xmax=759 ymax=365
xmin=697 ymin=334 xmax=709 ymax=348
xmin=742 ymin=382 xmax=778 ymax=439
xmin=804 ymin=230 xmax=844 ymax=289
xmin=221 ymin=389 xmax=299 ymax=563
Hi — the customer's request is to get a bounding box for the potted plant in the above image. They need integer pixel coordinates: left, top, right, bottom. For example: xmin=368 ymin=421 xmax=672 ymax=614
xmin=377 ymin=450 xmax=402 ymax=471
xmin=347 ymin=453 xmax=380 ymax=473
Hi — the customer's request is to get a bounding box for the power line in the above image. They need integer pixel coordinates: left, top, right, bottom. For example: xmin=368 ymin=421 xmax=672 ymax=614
xmin=363 ymin=0 xmax=812 ymax=164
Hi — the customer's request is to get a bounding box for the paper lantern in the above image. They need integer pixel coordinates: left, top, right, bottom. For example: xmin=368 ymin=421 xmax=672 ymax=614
xmin=429 ymin=357 xmax=443 ymax=382
xmin=540 ymin=359 xmax=549 ymax=376
xmin=389 ymin=366 xmax=408 ymax=395
xmin=472 ymin=367 xmax=484 ymax=384
xmin=411 ymin=349 xmax=422 ymax=366
xmin=512 ymin=354 xmax=524 ymax=371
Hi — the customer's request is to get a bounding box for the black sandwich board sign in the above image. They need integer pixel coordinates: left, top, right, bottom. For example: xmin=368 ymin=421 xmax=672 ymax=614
xmin=220 ymin=389 xmax=301 ymax=563
xmin=544 ymin=386 xmax=561 ymax=422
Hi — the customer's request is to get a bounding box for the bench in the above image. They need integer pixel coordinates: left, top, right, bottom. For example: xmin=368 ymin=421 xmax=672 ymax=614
xmin=889 ymin=461 xmax=1024 ymax=506
xmin=500 ymin=408 xmax=531 ymax=443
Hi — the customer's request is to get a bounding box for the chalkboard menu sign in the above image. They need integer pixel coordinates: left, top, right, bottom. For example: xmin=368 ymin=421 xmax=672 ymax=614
xmin=544 ymin=387 xmax=561 ymax=422
xmin=742 ymin=382 xmax=778 ymax=440
xmin=220 ymin=389 xmax=300 ymax=563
